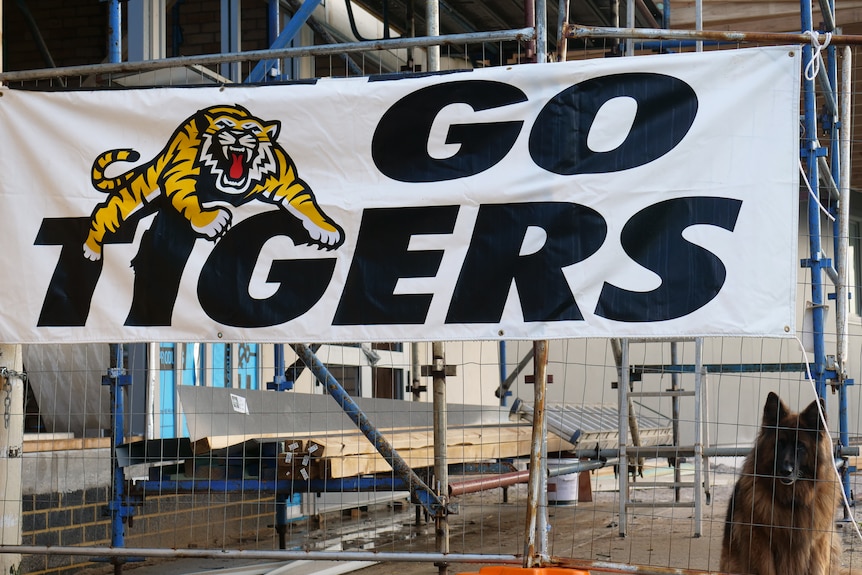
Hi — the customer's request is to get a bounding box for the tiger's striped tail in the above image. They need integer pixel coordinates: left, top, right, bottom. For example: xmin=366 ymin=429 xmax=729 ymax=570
xmin=91 ymin=149 xmax=141 ymax=192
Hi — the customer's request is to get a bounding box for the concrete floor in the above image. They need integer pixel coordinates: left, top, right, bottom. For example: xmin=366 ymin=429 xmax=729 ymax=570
xmin=78 ymin=460 xmax=862 ymax=575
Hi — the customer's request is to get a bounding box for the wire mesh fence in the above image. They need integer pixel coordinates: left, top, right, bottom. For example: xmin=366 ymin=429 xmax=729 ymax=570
xmin=9 ymin=336 xmax=862 ymax=575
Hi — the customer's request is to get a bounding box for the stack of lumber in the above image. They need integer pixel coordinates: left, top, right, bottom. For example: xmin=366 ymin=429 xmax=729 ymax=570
xmin=193 ymin=424 xmax=575 ymax=479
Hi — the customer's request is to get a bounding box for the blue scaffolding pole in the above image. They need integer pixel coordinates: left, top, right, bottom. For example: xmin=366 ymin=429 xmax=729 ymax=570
xmin=801 ymin=0 xmax=829 ymax=396
xmin=102 ymin=345 xmax=142 ymax=573
xmin=245 ymin=0 xmax=324 ymax=83
xmin=801 ymin=0 xmax=854 ymax=506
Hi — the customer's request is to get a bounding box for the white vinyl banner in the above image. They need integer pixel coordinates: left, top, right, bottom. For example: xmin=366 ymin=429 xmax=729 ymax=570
xmin=0 ymin=46 xmax=800 ymax=343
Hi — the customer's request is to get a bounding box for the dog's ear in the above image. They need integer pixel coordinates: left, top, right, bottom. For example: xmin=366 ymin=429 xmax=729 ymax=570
xmin=800 ymin=398 xmax=826 ymax=433
xmin=762 ymin=392 xmax=787 ymax=428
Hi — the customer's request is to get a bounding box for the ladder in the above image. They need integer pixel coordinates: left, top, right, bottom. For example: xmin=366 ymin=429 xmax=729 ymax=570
xmin=616 ymin=338 xmax=710 ymax=538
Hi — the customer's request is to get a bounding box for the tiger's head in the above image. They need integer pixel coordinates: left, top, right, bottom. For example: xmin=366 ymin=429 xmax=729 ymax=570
xmin=198 ymin=105 xmax=280 ymax=195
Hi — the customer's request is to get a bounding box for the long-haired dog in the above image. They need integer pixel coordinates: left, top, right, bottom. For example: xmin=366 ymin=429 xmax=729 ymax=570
xmin=720 ymin=391 xmax=851 ymax=575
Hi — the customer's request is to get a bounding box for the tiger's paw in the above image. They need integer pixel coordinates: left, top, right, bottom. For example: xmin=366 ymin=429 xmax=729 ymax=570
xmin=303 ymin=220 xmax=344 ymax=250
xmin=83 ymin=242 xmax=102 ymax=261
xmin=192 ymin=208 xmax=232 ymax=240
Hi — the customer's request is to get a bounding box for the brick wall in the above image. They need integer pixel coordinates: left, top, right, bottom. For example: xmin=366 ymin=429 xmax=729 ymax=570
xmin=21 ymin=488 xmax=277 ymax=575
xmin=4 ymin=1 xmax=109 ymax=72
xmin=166 ymin=0 xmax=268 ymax=57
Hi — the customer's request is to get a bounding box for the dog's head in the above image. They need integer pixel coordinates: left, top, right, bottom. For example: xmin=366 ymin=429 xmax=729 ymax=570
xmin=758 ymin=392 xmax=825 ymax=486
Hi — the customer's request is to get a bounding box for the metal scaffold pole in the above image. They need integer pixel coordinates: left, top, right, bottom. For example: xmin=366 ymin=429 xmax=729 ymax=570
xmin=432 ymin=342 xmax=449 ymax=575
xmin=524 ymin=340 xmax=550 ymax=567
xmin=424 ymin=0 xmax=448 ymax=569
xmin=801 ymin=0 xmax=828 ymax=401
xmin=838 ymin=46 xmax=854 ymax=511
xmin=0 ymin=345 xmax=23 ymax=575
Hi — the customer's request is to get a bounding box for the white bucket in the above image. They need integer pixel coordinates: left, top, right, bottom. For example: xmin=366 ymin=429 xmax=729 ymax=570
xmin=547 ymin=460 xmax=579 ymax=505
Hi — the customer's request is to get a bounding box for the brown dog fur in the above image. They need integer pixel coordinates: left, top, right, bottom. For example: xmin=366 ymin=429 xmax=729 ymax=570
xmin=720 ymin=392 xmax=848 ymax=575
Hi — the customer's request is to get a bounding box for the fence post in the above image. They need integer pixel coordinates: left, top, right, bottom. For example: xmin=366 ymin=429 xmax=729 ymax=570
xmin=0 ymin=344 xmax=24 ymax=574
xmin=432 ymin=342 xmax=449 ymax=575
xmin=524 ymin=340 xmax=549 ymax=567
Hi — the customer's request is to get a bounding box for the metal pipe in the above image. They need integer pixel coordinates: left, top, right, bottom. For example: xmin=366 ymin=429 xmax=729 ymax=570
xmin=566 ymin=24 xmax=862 ymax=45
xmin=0 ymin=545 xmax=744 ymax=575
xmin=431 ymin=341 xmax=449 ymax=575
xmin=0 ymin=349 xmax=24 ymax=575
xmin=695 ymin=0 xmax=702 ymax=51
xmin=0 ymin=544 xmax=743 ymax=575
xmin=449 ymin=470 xmax=530 ymax=496
xmin=290 ymin=344 xmax=444 ymax=515
xmin=109 ymin=347 xmax=126 ymax=556
xmin=701 ymin=360 xmax=712 ymax=506
xmin=281 ymin=0 xmax=363 ymax=76
xmin=268 ymin=0 xmax=281 ymax=77
xmin=448 ymin=459 xmax=608 ymax=497
xmin=838 ymin=45 xmax=853 ymax=511
xmin=692 ymin=339 xmax=703 ymax=536
xmin=0 ymin=546 xmax=520 ymax=565
xmin=618 ymin=339 xmax=629 ymax=537
xmin=524 ymin=340 xmax=550 ymax=567
xmin=536 ymin=0 xmax=547 ymax=62
xmin=266 ymin=0 xmax=279 ymax=47
xmin=412 ymin=342 xmax=421 ymax=400
xmin=498 ymin=342 xmax=507 ymax=406
xmin=426 ymin=0 xmax=440 ymax=72
xmin=818 ymin=154 xmax=840 ymax=201
xmin=609 ymin=0 xmax=619 ymax=53
xmin=271 ymin=344 xmax=287 ymax=390
xmin=837 ymin=46 xmax=851 ymax=382
xmin=0 ymin=28 xmax=535 ymax=83
xmin=247 ymin=0 xmax=323 ymax=82
xmin=818 ymin=0 xmax=836 ymax=31
xmin=624 ymin=0 xmax=634 ymax=55
xmin=555 ymin=0 xmax=570 ymax=62
xmin=134 ymin=477 xmax=414 ymax=494
xmin=274 ymin=494 xmax=289 ymax=549
xmin=634 ymin=0 xmax=660 ymax=28
xmin=574 ymin=444 xmax=859 ymax=458
xmin=670 ymin=341 xmax=680 ymax=502
xmin=631 ymin=362 xmax=808 ymax=374
xmin=800 ymin=0 xmax=828 ymax=400
xmin=497 ymin=348 xmax=533 ymax=398
xmin=817 ymin=64 xmax=839 ymax=118
xmin=108 ymin=0 xmax=122 ymax=63
xmin=146 ymin=343 xmax=158 ymax=440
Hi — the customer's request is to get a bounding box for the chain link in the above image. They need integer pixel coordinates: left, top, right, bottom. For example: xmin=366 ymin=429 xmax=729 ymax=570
xmin=0 ymin=367 xmax=27 ymax=430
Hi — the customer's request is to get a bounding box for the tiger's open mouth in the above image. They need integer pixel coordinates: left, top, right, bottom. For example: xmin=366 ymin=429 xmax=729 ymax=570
xmin=223 ymin=145 xmax=251 ymax=187
xmin=229 ymin=152 xmax=246 ymax=180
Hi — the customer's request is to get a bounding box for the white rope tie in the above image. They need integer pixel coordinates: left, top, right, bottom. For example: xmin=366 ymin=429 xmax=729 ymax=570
xmin=803 ymin=30 xmax=833 ymax=80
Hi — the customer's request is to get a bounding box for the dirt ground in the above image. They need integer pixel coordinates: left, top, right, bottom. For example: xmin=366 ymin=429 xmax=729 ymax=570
xmin=91 ymin=461 xmax=862 ymax=575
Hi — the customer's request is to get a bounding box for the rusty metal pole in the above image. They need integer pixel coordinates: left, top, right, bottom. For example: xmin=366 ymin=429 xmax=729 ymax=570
xmin=523 ymin=340 xmax=549 ymax=567
xmin=432 ymin=342 xmax=449 ymax=575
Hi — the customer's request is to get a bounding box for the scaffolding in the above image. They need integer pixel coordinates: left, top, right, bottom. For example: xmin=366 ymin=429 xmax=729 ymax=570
xmin=0 ymin=0 xmax=859 ymax=574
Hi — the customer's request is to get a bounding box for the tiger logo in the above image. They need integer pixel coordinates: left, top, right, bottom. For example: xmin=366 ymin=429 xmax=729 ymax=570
xmin=83 ymin=104 xmax=344 ymax=261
